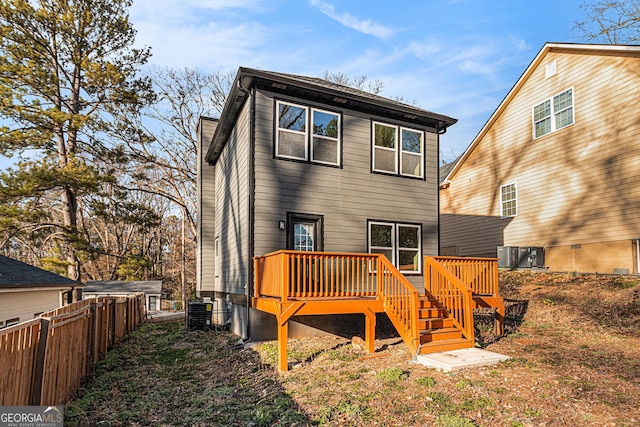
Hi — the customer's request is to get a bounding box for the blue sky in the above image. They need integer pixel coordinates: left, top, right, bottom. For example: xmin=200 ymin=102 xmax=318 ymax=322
xmin=129 ymin=0 xmax=585 ymax=162
xmin=1 ymin=0 xmax=586 ymax=169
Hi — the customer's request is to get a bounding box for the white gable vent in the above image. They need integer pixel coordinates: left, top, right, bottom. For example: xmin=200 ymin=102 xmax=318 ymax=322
xmin=545 ymin=60 xmax=557 ymax=79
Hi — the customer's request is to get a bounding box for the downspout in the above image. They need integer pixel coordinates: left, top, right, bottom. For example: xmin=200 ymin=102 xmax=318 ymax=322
xmin=241 ymin=80 xmax=256 ymax=340
xmin=436 ymin=131 xmax=441 ymax=257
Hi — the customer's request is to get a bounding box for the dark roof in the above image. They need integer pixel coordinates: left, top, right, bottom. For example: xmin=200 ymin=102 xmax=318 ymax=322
xmin=206 ymin=67 xmax=458 ymax=163
xmin=83 ymin=280 xmax=163 ymax=295
xmin=439 ymin=157 xmax=460 ymax=183
xmin=0 ymin=255 xmax=82 ymax=289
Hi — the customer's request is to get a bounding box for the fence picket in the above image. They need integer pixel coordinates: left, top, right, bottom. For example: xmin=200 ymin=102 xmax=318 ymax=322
xmin=0 ymin=294 xmax=145 ymax=406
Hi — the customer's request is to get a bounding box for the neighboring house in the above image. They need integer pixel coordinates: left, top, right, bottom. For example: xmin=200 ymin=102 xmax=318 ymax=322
xmin=440 ymin=43 xmax=640 ymax=274
xmin=0 ymin=255 xmax=82 ymax=328
xmin=83 ymin=280 xmax=164 ymax=311
xmin=197 ymin=67 xmax=457 ymax=339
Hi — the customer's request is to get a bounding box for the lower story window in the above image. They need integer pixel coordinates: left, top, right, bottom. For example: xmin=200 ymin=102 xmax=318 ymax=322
xmin=368 ymin=221 xmax=421 ymax=273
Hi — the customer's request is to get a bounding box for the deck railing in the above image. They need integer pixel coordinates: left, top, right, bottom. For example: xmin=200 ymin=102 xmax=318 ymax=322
xmin=254 ymin=250 xmax=379 ymax=300
xmin=254 ymin=250 xmax=421 ymax=353
xmin=430 ymin=256 xmax=499 ymax=296
xmin=424 ymin=257 xmax=474 ymax=341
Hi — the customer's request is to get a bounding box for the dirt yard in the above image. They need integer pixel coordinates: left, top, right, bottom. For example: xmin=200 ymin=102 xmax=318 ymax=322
xmin=65 ymin=271 xmax=640 ymax=426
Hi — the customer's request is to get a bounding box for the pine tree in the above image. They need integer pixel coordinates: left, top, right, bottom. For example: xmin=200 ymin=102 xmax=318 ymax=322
xmin=0 ymin=0 xmax=153 ymax=279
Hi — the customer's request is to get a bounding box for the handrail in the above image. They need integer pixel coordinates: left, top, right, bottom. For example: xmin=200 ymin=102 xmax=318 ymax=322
xmin=430 ymin=256 xmax=499 ymax=296
xmin=376 ymin=256 xmax=421 ymax=354
xmin=424 ymin=257 xmax=474 ymax=341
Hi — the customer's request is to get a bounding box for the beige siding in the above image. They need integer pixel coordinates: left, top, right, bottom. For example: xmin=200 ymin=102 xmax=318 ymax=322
xmin=215 ymin=101 xmax=251 ymax=294
xmin=197 ymin=118 xmax=218 ymax=295
xmin=441 ymin=47 xmax=640 ymax=273
xmin=0 ymin=289 xmax=66 ymax=325
xmin=253 ymin=89 xmax=439 ymax=288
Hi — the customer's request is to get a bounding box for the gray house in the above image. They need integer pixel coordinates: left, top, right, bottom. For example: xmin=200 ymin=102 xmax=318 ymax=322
xmin=197 ymin=67 xmax=457 ymax=340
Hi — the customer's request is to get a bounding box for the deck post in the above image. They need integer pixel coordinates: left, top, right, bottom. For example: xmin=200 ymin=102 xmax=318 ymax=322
xmin=363 ymin=308 xmax=376 ymax=354
xmin=277 ymin=319 xmax=288 ymax=372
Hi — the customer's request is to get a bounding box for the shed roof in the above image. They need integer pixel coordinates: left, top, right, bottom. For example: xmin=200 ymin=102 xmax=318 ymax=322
xmin=205 ymin=67 xmax=458 ymax=164
xmin=441 ymin=42 xmax=640 ymax=184
xmin=0 ymin=255 xmax=82 ymax=289
xmin=84 ymin=280 xmax=163 ymax=295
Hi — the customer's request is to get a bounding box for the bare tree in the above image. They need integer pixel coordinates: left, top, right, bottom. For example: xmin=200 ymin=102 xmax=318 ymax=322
xmin=574 ymin=0 xmax=640 ymax=44
xmin=321 ymin=70 xmax=384 ymax=95
xmin=128 ymin=67 xmax=233 ymax=238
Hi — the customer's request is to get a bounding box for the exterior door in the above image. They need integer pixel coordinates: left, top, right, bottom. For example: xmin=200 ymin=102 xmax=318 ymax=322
xmin=148 ymin=296 xmax=157 ymax=311
xmin=286 ymin=213 xmax=324 ymax=251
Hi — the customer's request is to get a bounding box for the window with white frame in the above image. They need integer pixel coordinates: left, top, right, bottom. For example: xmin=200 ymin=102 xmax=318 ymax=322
xmin=533 ymin=88 xmax=574 ymax=139
xmin=276 ymin=100 xmax=340 ymax=166
xmin=500 ymin=183 xmax=517 ymax=218
xmin=368 ymin=221 xmax=422 ymax=273
xmin=373 ymin=122 xmax=424 ymax=178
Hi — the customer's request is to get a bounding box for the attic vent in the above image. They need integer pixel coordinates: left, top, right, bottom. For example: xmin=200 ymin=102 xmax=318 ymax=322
xmin=332 ymin=97 xmax=348 ymax=104
xmin=545 ymin=60 xmax=557 ymax=79
xmin=271 ymin=82 xmax=287 ymax=90
xmin=404 ymin=114 xmax=416 ymax=119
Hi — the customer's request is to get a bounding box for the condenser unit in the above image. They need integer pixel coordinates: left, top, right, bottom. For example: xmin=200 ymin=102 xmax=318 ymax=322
xmin=518 ymin=246 xmax=545 ymax=268
xmin=497 ymin=246 xmax=519 ymax=269
xmin=187 ymin=301 xmax=213 ymax=330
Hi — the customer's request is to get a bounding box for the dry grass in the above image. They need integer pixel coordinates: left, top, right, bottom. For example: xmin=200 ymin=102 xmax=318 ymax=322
xmin=65 ymin=271 xmax=640 ymax=426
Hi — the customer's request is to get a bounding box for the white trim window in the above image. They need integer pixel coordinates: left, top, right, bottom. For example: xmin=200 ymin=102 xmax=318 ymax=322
xmin=276 ymin=100 xmax=340 ymax=166
xmin=500 ymin=183 xmax=517 ymax=218
xmin=368 ymin=221 xmax=422 ymax=273
xmin=373 ymin=122 xmax=424 ymax=178
xmin=533 ymin=88 xmax=574 ymax=139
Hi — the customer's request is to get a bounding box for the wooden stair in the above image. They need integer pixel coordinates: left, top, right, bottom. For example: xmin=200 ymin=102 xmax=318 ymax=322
xmin=414 ymin=295 xmax=473 ymax=354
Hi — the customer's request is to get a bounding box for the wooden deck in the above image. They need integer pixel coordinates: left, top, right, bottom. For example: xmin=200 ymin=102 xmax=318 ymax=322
xmin=253 ymin=251 xmax=504 ymax=371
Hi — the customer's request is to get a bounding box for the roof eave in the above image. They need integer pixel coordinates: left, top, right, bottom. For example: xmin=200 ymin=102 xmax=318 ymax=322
xmin=205 ymin=67 xmax=458 ymax=164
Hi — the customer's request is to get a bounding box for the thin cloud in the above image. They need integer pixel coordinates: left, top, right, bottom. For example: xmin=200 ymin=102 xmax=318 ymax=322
xmin=309 ymin=0 xmax=396 ymax=39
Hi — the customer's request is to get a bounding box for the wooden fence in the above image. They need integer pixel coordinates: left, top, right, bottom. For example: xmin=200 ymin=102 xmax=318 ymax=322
xmin=0 ymin=294 xmax=145 ymax=406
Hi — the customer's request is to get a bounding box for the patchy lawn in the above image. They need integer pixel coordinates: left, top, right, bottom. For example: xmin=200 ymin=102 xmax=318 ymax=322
xmin=65 ymin=271 xmax=640 ymax=426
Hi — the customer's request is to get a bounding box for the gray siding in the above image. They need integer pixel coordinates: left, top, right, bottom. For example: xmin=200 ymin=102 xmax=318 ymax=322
xmin=197 ymin=118 xmax=218 ymax=295
xmin=214 ymin=101 xmax=251 ymax=294
xmin=252 ymin=89 xmax=439 ymax=288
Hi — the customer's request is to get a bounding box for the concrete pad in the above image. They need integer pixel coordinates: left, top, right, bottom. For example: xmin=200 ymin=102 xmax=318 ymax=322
xmin=415 ymin=348 xmax=511 ymax=372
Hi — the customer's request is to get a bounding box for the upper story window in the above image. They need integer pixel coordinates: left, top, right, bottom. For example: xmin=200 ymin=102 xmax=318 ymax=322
xmin=533 ymin=88 xmax=574 ymax=139
xmin=372 ymin=122 xmax=424 ymax=178
xmin=368 ymin=221 xmax=422 ymax=274
xmin=276 ymin=100 xmax=341 ymax=166
xmin=500 ymin=183 xmax=517 ymax=218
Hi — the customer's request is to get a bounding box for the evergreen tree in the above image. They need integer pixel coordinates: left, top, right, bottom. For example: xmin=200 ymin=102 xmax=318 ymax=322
xmin=0 ymin=0 xmax=153 ymax=279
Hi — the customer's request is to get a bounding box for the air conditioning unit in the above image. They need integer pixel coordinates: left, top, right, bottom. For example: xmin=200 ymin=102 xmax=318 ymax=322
xmin=497 ymin=246 xmax=519 ymax=269
xmin=518 ymin=246 xmax=545 ymax=268
xmin=187 ymin=301 xmax=213 ymax=330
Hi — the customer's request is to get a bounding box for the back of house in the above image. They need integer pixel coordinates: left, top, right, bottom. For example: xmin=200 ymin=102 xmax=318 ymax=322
xmin=197 ymin=67 xmax=456 ymax=339
xmin=441 ymin=43 xmax=640 ymax=274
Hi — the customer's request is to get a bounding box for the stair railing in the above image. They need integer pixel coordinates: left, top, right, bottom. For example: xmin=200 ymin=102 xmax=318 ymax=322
xmin=430 ymin=256 xmax=499 ymax=296
xmin=376 ymin=256 xmax=420 ymax=354
xmin=424 ymin=256 xmax=474 ymax=341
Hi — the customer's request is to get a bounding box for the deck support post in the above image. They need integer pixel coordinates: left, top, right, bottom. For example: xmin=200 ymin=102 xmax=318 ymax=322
xmin=363 ymin=308 xmax=376 ymax=354
xmin=277 ymin=320 xmax=288 ymax=372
